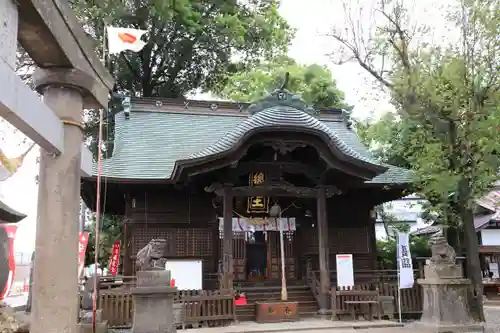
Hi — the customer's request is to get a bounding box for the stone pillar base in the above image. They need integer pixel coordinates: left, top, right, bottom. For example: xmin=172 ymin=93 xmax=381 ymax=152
xmin=77 ymin=321 xmax=108 ymax=333
xmin=131 ymin=270 xmax=178 ymax=333
xmin=417 ymin=277 xmax=485 ymax=333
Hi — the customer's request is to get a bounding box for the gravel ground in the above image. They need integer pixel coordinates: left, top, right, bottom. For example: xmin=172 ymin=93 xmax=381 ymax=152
xmin=109 ymin=306 xmax=500 ymax=333
xmin=484 ymin=306 xmax=500 ymax=333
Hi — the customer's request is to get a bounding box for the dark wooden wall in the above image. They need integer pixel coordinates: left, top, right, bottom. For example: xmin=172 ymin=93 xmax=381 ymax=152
xmin=124 ymin=187 xmax=377 ymax=283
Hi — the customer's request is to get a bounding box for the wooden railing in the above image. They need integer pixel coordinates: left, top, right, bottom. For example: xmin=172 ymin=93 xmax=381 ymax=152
xmin=97 ymin=289 xmax=235 ymax=328
xmin=305 ymin=261 xmax=321 ymax=305
xmin=181 ymin=290 xmax=235 ymax=328
xmin=330 ymin=283 xmax=422 ymax=317
xmin=98 ymin=274 xmax=220 ymax=291
xmin=304 ymin=264 xmax=422 ymax=316
xmin=100 ymin=292 xmax=133 ymax=328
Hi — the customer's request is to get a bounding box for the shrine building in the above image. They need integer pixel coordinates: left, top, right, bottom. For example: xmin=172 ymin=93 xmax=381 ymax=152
xmin=81 ymin=88 xmax=412 ymax=312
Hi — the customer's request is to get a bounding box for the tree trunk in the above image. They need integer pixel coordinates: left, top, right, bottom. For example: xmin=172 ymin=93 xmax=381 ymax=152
xmin=459 ymin=179 xmax=485 ymax=322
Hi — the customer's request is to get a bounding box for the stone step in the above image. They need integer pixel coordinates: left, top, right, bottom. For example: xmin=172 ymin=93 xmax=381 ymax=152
xmin=238 ymin=285 xmax=310 ymax=292
xmin=246 ymin=295 xmax=315 ymax=302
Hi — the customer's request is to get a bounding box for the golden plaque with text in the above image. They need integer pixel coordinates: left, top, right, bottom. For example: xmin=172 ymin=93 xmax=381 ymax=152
xmin=247 ymin=172 xmax=269 ymax=213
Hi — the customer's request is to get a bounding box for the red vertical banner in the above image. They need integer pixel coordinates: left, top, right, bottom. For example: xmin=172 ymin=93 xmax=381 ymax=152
xmin=1 ymin=224 xmax=17 ymax=299
xmin=108 ymin=241 xmax=121 ymax=276
xmin=78 ymin=232 xmax=89 ymax=277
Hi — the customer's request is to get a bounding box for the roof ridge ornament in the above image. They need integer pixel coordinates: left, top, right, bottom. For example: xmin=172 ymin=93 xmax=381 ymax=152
xmin=247 ymin=72 xmax=317 ymax=115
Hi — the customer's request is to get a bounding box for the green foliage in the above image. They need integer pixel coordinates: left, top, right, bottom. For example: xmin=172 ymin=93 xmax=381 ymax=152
xmin=377 ymin=235 xmax=431 ymax=270
xmin=214 ymin=56 xmax=349 ymax=109
xmin=84 ymin=214 xmax=123 ymax=267
xmin=70 ymin=0 xmax=295 ymax=157
xmin=332 ymin=1 xmax=499 ymax=316
xmin=355 ymin=112 xmax=413 ymax=169
xmin=343 ymin=0 xmax=500 ymax=219
xmin=70 ymin=0 xmax=294 ymax=98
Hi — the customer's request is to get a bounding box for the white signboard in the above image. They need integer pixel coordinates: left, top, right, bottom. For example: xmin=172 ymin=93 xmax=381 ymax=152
xmin=397 ymin=232 xmax=414 ymax=289
xmin=489 ymin=263 xmax=499 ymax=279
xmin=165 ymin=259 xmax=203 ymax=290
xmin=336 ymin=254 xmax=354 ymax=288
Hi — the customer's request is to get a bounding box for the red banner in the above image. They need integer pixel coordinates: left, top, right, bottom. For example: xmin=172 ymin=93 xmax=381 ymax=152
xmin=1 ymin=224 xmax=17 ymax=299
xmin=78 ymin=232 xmax=89 ymax=277
xmin=108 ymin=241 xmax=121 ymax=276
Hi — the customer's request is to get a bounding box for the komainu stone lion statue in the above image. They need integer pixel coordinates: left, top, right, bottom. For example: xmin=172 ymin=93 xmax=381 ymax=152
xmin=429 ymin=231 xmax=456 ymax=265
xmin=136 ymin=238 xmax=167 ymax=271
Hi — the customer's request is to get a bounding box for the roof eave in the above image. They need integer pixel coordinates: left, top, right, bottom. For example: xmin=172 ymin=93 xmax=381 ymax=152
xmin=0 ymin=199 xmax=27 ymax=223
xmin=170 ymin=126 xmax=387 ymax=182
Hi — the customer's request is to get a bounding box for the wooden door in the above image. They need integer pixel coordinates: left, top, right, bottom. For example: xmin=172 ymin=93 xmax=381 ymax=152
xmin=268 ymin=232 xmax=296 ymax=280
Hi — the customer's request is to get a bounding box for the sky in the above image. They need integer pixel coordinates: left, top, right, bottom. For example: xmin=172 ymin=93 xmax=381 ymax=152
xmin=0 ymin=0 xmax=455 ymax=253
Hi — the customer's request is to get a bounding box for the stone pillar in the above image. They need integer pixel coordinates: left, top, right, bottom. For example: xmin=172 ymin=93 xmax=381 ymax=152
xmin=316 ymin=186 xmax=330 ymax=314
xmin=0 ymin=0 xmax=18 ymax=70
xmin=222 ymin=186 xmax=233 ymax=290
xmin=131 ymin=270 xmax=177 ymax=333
xmin=413 ymin=234 xmax=485 ymax=333
xmin=31 ymin=72 xmax=85 ymax=333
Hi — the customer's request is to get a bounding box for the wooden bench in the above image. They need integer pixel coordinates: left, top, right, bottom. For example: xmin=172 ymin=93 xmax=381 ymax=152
xmin=331 ymin=288 xmax=381 ymax=321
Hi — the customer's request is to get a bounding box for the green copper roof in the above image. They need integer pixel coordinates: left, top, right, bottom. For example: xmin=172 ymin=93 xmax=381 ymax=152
xmin=95 ymin=106 xmax=411 ymax=185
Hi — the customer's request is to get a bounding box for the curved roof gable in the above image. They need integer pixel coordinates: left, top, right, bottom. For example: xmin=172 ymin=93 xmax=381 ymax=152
xmin=172 ymin=88 xmax=388 ymax=179
xmin=188 ymin=105 xmax=382 ymax=169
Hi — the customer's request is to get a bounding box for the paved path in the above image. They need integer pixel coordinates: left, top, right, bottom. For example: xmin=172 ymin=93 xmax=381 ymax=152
xmin=108 ymin=305 xmax=500 ymax=333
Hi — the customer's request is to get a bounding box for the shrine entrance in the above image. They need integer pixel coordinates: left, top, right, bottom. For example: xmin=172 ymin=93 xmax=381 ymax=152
xmin=246 ymin=231 xmax=267 ymax=280
xmin=219 ymin=217 xmax=297 ymax=282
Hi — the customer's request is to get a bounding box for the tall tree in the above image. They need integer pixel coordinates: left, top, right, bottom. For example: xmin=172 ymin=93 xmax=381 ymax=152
xmin=214 ymin=56 xmax=349 ymax=109
xmin=71 ymin=0 xmax=294 ymax=98
xmin=69 ymin=0 xmax=294 ymax=156
xmin=355 ymin=112 xmax=412 ymax=169
xmin=331 ymin=0 xmax=500 ymax=321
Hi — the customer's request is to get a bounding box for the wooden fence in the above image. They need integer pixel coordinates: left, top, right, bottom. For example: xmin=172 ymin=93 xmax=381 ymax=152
xmin=98 ymin=289 xmax=235 ymax=328
xmin=306 ymin=269 xmax=422 ymax=317
xmin=330 ymin=283 xmax=422 ymax=317
xmin=181 ymin=290 xmax=235 ymax=328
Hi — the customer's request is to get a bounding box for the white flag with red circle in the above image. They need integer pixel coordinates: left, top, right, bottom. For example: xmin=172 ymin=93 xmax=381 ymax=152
xmin=106 ymin=27 xmax=147 ymax=55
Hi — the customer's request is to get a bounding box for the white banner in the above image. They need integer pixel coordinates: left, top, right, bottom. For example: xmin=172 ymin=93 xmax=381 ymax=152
xmin=218 ymin=217 xmax=296 ymax=232
xmin=397 ymin=232 xmax=414 ymax=289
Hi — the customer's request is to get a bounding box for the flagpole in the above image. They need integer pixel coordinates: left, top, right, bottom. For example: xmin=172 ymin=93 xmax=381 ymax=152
xmin=92 ymin=108 xmax=104 ymax=333
xmin=396 ymin=233 xmax=402 ymax=323
xmin=92 ymin=23 xmax=108 ymax=333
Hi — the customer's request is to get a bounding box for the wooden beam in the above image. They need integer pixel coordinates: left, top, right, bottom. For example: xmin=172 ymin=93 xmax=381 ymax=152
xmin=209 ymin=183 xmax=342 ymax=198
xmin=231 ymin=162 xmax=323 ymax=181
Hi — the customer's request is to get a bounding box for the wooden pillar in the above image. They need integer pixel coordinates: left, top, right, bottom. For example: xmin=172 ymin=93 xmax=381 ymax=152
xmin=123 ymin=193 xmax=133 ymax=276
xmin=222 ymin=186 xmax=233 ymax=290
xmin=317 ymin=186 xmax=331 ymax=313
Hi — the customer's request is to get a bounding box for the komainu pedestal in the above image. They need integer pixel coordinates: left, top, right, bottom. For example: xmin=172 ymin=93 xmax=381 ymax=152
xmin=415 ymin=234 xmax=485 ymax=333
xmin=131 ymin=270 xmax=177 ymax=333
